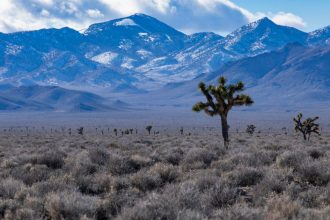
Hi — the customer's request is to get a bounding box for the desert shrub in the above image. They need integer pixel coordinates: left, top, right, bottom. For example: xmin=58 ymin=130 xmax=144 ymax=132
xmin=151 ymin=147 xmax=184 ymax=165
xmin=296 ymin=162 xmax=330 ymax=186
xmin=308 ymin=149 xmax=324 ymax=160
xmin=276 ymin=151 xmax=307 ymax=170
xmin=208 ymin=182 xmax=240 ymax=208
xmin=117 ymin=192 xmax=177 ymax=220
xmin=148 ymin=163 xmax=178 ymax=185
xmin=96 ymin=189 xmax=142 ymax=218
xmin=88 ymin=148 xmax=110 ymax=166
xmin=176 ymin=182 xmax=203 ymax=211
xmin=211 ymin=159 xmax=237 ymax=172
xmin=108 ymin=155 xmax=140 ymax=175
xmin=214 ymin=203 xmax=264 ymax=220
xmin=228 ymin=168 xmax=264 ymax=187
xmin=297 ymin=187 xmax=324 ymax=208
xmin=0 ymin=199 xmax=20 ymax=219
xmin=44 ymin=191 xmax=100 ymax=220
xmin=265 ymin=194 xmax=301 ymax=220
xmin=10 ymin=164 xmax=51 ymax=185
xmin=230 ymin=151 xmax=277 ymax=167
xmin=254 ymin=171 xmax=287 ymax=202
xmin=28 ymin=151 xmax=66 ymax=169
xmin=130 ymin=171 xmax=160 ymax=192
xmin=183 ymin=148 xmax=217 ymax=169
xmin=0 ymin=178 xmax=25 ymax=199
xmin=176 ymin=209 xmax=205 ymax=220
xmin=66 ymin=151 xmax=98 ymax=176
xmin=110 ymin=177 xmax=130 ymax=192
xmin=29 ymin=175 xmax=76 ymax=197
xmin=76 ymin=173 xmax=111 ymax=195
xmin=12 ymin=208 xmax=35 ymax=220
xmin=194 ymin=174 xmax=219 ymax=193
xmin=130 ymin=154 xmax=153 ymax=168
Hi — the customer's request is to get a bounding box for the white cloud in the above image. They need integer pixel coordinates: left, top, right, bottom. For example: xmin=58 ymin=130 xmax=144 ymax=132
xmin=41 ymin=9 xmax=50 ymax=17
xmin=271 ymin=12 xmax=307 ymax=29
xmin=0 ymin=0 xmax=307 ymax=34
xmin=86 ymin=9 xmax=104 ymax=18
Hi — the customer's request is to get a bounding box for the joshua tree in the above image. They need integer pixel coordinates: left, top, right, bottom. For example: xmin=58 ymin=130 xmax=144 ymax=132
xmin=146 ymin=125 xmax=152 ymax=135
xmin=77 ymin=127 xmax=84 ymax=135
xmin=293 ymin=113 xmax=320 ymax=141
xmin=193 ymin=76 xmax=253 ymax=148
xmin=124 ymin=129 xmax=130 ymax=135
xmin=180 ymin=127 xmax=184 ymax=135
xmin=246 ymin=124 xmax=256 ymax=135
xmin=113 ymin=128 xmax=118 ymax=136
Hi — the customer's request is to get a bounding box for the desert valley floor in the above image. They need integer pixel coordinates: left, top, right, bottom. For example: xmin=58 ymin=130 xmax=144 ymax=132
xmin=0 ymin=126 xmax=330 ymax=219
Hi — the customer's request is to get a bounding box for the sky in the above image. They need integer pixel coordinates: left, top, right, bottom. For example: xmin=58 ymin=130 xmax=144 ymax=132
xmin=0 ymin=0 xmax=329 ymax=35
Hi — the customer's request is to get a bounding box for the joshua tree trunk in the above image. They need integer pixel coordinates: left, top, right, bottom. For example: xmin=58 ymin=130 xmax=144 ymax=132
xmin=220 ymin=115 xmax=229 ymax=148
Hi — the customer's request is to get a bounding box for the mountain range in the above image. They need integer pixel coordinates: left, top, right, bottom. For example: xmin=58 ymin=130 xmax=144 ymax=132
xmin=0 ymin=14 xmax=330 ymax=111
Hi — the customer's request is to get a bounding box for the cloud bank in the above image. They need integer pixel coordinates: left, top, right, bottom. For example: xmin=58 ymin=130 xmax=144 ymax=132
xmin=0 ymin=0 xmax=307 ymax=34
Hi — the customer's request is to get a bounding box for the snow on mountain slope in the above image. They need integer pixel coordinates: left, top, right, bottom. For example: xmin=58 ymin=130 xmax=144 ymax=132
xmin=202 ymin=43 xmax=330 ymax=105
xmin=138 ymin=43 xmax=330 ymax=109
xmin=307 ymin=26 xmax=330 ymax=45
xmin=0 ymin=13 xmax=330 ymax=99
xmin=222 ymin=17 xmax=308 ymax=55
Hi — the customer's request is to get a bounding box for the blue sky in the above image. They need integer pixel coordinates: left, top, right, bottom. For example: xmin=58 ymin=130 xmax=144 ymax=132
xmin=0 ymin=0 xmax=328 ymax=35
xmin=231 ymin=0 xmax=330 ymax=32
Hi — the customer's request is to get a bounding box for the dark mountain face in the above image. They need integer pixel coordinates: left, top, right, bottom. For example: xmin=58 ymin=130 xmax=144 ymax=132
xmin=1 ymin=14 xmax=324 ymax=91
xmin=307 ymin=26 xmax=330 ymax=45
xmin=84 ymin=13 xmax=186 ymax=56
xmin=0 ymin=14 xmax=330 ymax=111
xmin=0 ymin=85 xmax=115 ymax=111
xmin=222 ymin=17 xmax=308 ymax=55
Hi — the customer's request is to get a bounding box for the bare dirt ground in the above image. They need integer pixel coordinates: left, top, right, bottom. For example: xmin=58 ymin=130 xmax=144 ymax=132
xmin=0 ymin=129 xmax=330 ymax=220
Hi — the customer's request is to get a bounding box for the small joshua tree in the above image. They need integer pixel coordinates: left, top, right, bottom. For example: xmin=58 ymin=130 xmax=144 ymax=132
xmin=293 ymin=113 xmax=320 ymax=141
xmin=124 ymin=129 xmax=130 ymax=135
xmin=77 ymin=127 xmax=84 ymax=135
xmin=180 ymin=127 xmax=184 ymax=135
xmin=246 ymin=124 xmax=256 ymax=135
xmin=146 ymin=125 xmax=152 ymax=135
xmin=113 ymin=128 xmax=118 ymax=136
xmin=193 ymin=76 xmax=253 ymax=148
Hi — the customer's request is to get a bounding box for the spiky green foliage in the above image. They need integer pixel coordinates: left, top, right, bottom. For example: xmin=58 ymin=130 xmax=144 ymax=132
xmin=77 ymin=127 xmax=84 ymax=135
xmin=293 ymin=113 xmax=320 ymax=141
xmin=146 ymin=125 xmax=152 ymax=135
xmin=192 ymin=77 xmax=253 ymax=116
xmin=193 ymin=76 xmax=253 ymax=148
xmin=246 ymin=125 xmax=256 ymax=135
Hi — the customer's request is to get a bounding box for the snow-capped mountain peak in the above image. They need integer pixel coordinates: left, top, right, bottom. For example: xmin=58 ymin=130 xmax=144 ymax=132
xmin=307 ymin=26 xmax=330 ymax=45
xmin=0 ymin=13 xmax=330 ymax=96
xmin=223 ymin=17 xmax=308 ymax=55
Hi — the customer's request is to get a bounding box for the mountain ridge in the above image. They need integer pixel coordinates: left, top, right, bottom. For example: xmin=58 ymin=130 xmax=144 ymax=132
xmin=1 ymin=14 xmax=329 ymax=91
xmin=0 ymin=14 xmax=330 ymax=111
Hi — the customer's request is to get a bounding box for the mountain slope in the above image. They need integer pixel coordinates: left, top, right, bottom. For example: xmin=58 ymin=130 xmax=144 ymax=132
xmin=222 ymin=18 xmax=308 ymax=55
xmin=0 ymin=14 xmax=330 ymax=94
xmin=142 ymin=43 xmax=330 ymax=109
xmin=0 ymin=85 xmax=115 ymax=111
xmin=307 ymin=26 xmax=330 ymax=45
xmin=204 ymin=43 xmax=330 ymax=105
